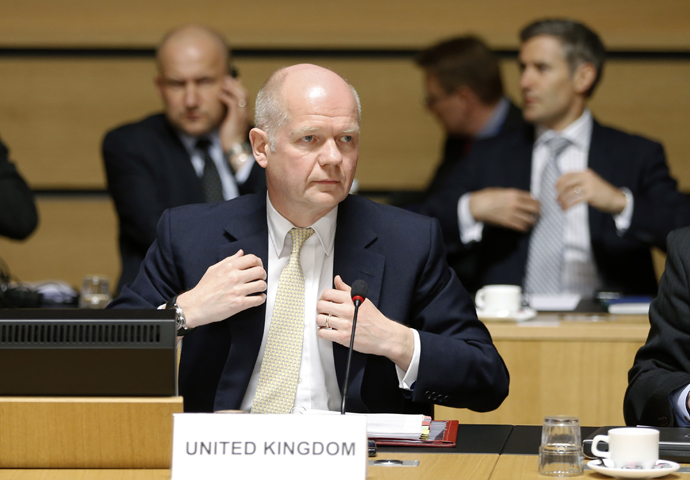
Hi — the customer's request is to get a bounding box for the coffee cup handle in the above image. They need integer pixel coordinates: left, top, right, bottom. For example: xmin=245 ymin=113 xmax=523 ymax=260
xmin=590 ymin=435 xmax=611 ymax=459
xmin=475 ymin=289 xmax=485 ymax=310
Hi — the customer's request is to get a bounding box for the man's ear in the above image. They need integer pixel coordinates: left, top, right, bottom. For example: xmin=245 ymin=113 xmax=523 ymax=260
xmin=154 ymin=75 xmax=166 ymax=100
xmin=249 ymin=128 xmax=270 ymax=169
xmin=573 ymin=62 xmax=597 ymax=96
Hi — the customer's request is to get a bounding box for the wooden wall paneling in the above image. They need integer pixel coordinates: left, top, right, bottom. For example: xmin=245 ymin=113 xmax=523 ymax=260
xmin=0 ymin=58 xmax=160 ymax=189
xmin=0 ymin=198 xmax=119 ymax=288
xmin=1 ymin=0 xmax=689 ymax=49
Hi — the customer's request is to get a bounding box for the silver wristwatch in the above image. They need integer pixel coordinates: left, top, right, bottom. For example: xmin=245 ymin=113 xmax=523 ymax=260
xmin=166 ymin=295 xmax=194 ymax=336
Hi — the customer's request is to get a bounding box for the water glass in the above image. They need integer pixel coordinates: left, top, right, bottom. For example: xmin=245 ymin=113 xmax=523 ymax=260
xmin=79 ymin=275 xmax=111 ymax=309
xmin=539 ymin=415 xmax=584 ymax=476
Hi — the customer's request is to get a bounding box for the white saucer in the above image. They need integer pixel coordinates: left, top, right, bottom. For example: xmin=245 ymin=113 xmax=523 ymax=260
xmin=476 ymin=307 xmax=537 ymax=322
xmin=587 ymin=459 xmax=680 ymax=479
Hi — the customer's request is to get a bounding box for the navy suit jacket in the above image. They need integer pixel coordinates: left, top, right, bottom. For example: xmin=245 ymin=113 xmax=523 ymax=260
xmin=110 ymin=194 xmax=509 ymax=415
xmin=103 ymin=113 xmax=266 ymax=293
xmin=422 ymin=120 xmax=690 ymax=295
xmin=0 ymin=136 xmax=38 ymax=240
xmin=625 ymin=227 xmax=690 ymax=427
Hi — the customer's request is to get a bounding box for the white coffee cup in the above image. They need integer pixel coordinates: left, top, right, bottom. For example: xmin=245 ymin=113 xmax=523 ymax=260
xmin=591 ymin=427 xmax=659 ymax=469
xmin=475 ymin=285 xmax=522 ymax=317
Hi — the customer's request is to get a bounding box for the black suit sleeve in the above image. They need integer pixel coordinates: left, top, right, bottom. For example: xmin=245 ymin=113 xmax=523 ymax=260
xmin=626 ymin=141 xmax=690 ymax=250
xmin=0 ymin=138 xmax=38 ymax=240
xmin=624 ymin=228 xmax=690 ymax=426
xmin=103 ymin=129 xmax=171 ymax=250
xmin=409 ymin=218 xmax=509 ymax=412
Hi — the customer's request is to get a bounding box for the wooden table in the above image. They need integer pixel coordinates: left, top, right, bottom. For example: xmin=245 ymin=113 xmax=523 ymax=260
xmin=437 ymin=313 xmax=650 ymax=426
xmin=0 ymin=454 xmax=499 ymax=480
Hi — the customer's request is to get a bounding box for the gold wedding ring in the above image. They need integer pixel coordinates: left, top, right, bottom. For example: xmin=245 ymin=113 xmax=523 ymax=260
xmin=325 ymin=314 xmax=331 ymax=329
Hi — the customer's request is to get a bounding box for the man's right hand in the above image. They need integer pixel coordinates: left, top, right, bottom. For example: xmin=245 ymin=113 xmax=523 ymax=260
xmin=469 ymin=187 xmax=540 ymax=232
xmin=177 ymin=250 xmax=267 ymax=329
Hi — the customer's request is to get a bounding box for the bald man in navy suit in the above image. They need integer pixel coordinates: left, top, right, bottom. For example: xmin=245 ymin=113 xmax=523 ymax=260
xmin=110 ymin=64 xmax=508 ymax=415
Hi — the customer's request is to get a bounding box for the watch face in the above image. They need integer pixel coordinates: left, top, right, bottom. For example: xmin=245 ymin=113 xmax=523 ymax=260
xmin=174 ymin=306 xmax=184 ymax=329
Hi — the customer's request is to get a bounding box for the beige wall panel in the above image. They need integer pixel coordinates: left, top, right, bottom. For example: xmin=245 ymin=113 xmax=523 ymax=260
xmin=2 ymin=0 xmax=690 ymax=49
xmin=0 ymin=198 xmax=119 ymax=288
xmin=0 ymin=58 xmax=160 ymax=189
xmin=2 ymin=57 xmax=690 ymax=191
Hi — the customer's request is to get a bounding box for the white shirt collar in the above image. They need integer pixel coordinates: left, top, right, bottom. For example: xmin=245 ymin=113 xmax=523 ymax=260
xmin=177 ymin=130 xmax=221 ymax=156
xmin=266 ymin=194 xmax=337 ymax=259
xmin=476 ymin=97 xmax=511 ymax=139
xmin=535 ymin=108 xmax=593 ymax=152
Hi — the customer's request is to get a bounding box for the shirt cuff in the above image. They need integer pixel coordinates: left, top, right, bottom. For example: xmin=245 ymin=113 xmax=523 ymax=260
xmin=458 ymin=193 xmax=484 ymax=244
xmin=671 ymin=383 xmax=690 ymax=426
xmin=613 ymin=188 xmax=634 ymax=234
xmin=396 ymin=328 xmax=421 ymax=391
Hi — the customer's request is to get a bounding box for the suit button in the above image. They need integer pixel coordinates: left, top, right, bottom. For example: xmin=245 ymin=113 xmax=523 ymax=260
xmin=659 ymin=416 xmax=669 ymax=427
xmin=443 ymin=395 xmax=449 ymax=402
xmin=425 ymin=391 xmax=432 ymax=400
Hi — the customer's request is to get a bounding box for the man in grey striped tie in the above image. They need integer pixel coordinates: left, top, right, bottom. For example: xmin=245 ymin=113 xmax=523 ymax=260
xmin=422 ymin=18 xmax=690 ymax=297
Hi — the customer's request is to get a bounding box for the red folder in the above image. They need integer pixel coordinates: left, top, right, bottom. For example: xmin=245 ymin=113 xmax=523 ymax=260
xmin=373 ymin=420 xmax=459 ymax=448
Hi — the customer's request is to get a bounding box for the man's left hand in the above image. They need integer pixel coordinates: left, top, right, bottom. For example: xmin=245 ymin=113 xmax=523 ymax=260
xmin=316 ymin=275 xmax=414 ymax=372
xmin=218 ymin=75 xmax=251 ymax=152
xmin=557 ymin=168 xmax=627 ymax=214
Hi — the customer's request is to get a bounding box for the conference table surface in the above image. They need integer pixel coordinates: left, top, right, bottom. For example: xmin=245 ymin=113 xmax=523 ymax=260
xmin=3 ymin=425 xmax=675 ymax=479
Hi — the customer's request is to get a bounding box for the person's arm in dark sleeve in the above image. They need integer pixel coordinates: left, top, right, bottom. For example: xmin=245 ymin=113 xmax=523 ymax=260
xmin=0 ymin=138 xmax=38 ymax=240
xmin=624 ymin=228 xmax=690 ymax=426
xmin=626 ymin=141 xmax=690 ymax=251
xmin=102 ymin=129 xmax=169 ymax=251
xmin=408 ymin=217 xmax=510 ymax=412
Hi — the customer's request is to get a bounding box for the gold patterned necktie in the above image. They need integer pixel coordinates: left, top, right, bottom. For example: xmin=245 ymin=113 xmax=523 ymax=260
xmin=251 ymin=227 xmax=315 ymax=414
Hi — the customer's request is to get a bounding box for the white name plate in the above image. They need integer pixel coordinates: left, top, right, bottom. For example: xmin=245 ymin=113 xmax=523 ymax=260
xmin=171 ymin=413 xmax=367 ymax=480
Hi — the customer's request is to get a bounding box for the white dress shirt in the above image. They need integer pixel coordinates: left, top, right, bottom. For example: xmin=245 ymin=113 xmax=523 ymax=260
xmin=458 ymin=110 xmax=634 ymax=296
xmin=240 ymin=195 xmax=421 ymax=412
xmin=177 ymin=131 xmax=255 ymax=200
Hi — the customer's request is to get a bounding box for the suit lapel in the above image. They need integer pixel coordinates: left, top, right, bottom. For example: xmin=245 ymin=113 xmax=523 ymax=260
xmin=587 ymin=121 xmax=612 ymax=243
xmin=213 ymin=195 xmax=269 ymax=410
xmin=332 ymin=196 xmax=385 ymax=412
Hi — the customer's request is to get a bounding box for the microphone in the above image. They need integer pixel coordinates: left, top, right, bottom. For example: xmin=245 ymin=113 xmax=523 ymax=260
xmin=341 ymin=280 xmax=368 ymax=415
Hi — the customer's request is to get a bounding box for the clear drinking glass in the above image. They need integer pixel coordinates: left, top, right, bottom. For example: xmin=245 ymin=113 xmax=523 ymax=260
xmin=79 ymin=275 xmax=111 ymax=309
xmin=539 ymin=415 xmax=584 ymax=476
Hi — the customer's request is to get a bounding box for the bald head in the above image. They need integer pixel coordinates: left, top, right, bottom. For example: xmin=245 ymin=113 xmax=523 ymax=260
xmin=255 ymin=64 xmax=361 ymax=149
xmin=156 ymin=25 xmax=229 ymax=75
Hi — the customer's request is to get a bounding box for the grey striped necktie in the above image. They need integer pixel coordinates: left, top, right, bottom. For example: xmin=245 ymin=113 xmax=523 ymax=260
xmin=524 ymin=136 xmax=572 ymax=295
xmin=195 ymin=138 xmax=224 ymax=203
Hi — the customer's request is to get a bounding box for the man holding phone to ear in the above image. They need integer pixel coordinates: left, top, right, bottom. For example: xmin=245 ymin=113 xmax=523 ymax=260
xmin=103 ymin=25 xmax=266 ymax=294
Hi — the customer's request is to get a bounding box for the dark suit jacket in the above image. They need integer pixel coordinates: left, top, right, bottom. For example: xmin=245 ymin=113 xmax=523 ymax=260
xmin=425 ymin=99 xmax=525 ymax=197
xmin=0 ymin=136 xmax=38 ymax=240
xmin=102 ymin=113 xmax=266 ymax=293
xmin=109 ymin=194 xmax=509 ymax=415
xmin=422 ymin=120 xmax=690 ymax=295
xmin=624 ymin=227 xmax=690 ymax=427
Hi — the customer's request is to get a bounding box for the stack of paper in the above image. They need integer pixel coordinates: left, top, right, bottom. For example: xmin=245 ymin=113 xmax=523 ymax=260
xmin=299 ymin=410 xmax=426 ymax=440
xmin=605 ymin=296 xmax=652 ymax=315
